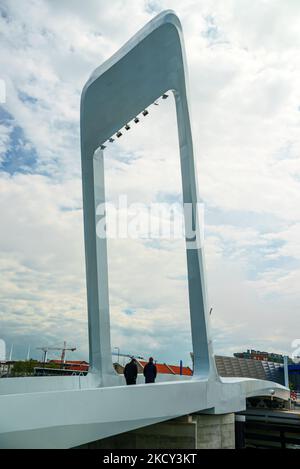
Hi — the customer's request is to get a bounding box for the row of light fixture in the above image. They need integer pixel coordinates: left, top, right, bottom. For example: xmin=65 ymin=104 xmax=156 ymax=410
xmin=100 ymin=94 xmax=169 ymax=150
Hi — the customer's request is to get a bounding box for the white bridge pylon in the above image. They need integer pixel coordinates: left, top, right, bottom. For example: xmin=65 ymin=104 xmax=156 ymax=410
xmin=0 ymin=11 xmax=289 ymax=449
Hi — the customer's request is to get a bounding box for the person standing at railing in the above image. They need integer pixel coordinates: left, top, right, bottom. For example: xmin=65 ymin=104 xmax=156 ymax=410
xmin=124 ymin=357 xmax=138 ymax=385
xmin=143 ymin=357 xmax=157 ymax=384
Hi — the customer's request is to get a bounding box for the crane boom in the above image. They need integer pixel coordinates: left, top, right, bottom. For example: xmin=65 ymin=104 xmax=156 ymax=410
xmin=37 ymin=341 xmax=76 ymax=367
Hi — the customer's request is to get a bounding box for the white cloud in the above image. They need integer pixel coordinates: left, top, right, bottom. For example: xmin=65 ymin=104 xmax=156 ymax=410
xmin=0 ymin=173 xmax=88 ymax=358
xmin=1 ymin=0 xmax=300 ymax=363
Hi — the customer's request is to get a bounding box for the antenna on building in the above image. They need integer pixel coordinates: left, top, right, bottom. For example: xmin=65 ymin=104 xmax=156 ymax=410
xmin=9 ymin=344 xmax=13 ymax=362
xmin=26 ymin=345 xmax=31 ymax=361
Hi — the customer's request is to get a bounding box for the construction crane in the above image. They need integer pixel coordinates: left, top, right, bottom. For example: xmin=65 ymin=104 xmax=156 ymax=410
xmin=37 ymin=341 xmax=76 ymax=368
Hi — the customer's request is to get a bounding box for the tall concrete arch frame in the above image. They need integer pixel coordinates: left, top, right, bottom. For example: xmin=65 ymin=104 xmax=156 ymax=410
xmin=81 ymin=10 xmax=216 ymax=384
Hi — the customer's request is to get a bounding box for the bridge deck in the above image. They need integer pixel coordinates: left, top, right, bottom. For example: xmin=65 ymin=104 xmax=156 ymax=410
xmin=0 ymin=374 xmax=289 ymax=448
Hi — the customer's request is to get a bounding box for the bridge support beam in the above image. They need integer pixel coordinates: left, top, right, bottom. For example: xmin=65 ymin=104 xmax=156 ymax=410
xmin=75 ymin=414 xmax=235 ymax=449
xmin=194 ymin=413 xmax=235 ymax=449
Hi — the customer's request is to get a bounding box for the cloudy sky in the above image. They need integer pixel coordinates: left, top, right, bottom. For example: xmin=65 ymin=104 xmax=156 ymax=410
xmin=1 ymin=0 xmax=300 ymax=366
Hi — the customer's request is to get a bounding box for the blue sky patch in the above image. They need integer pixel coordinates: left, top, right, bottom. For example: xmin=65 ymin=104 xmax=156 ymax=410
xmin=123 ymin=308 xmax=135 ymax=316
xmin=0 ymin=107 xmax=38 ymax=175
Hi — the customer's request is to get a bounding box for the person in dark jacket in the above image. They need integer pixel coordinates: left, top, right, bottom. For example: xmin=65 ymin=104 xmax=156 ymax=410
xmin=124 ymin=357 xmax=138 ymax=385
xmin=143 ymin=357 xmax=157 ymax=383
